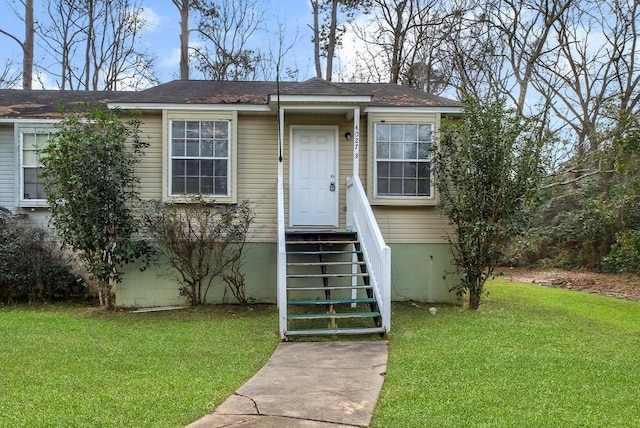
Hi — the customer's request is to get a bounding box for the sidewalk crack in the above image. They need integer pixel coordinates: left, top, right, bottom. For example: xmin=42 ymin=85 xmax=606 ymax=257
xmin=235 ymin=392 xmax=260 ymax=415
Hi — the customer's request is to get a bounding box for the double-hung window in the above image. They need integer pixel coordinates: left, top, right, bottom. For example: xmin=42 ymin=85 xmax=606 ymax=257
xmin=20 ymin=129 xmax=54 ymax=205
xmin=169 ymin=120 xmax=231 ymax=197
xmin=374 ymin=123 xmax=433 ymax=199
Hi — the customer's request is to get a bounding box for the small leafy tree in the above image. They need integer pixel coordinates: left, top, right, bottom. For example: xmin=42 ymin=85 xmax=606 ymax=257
xmin=40 ymin=108 xmax=150 ymax=309
xmin=434 ymin=97 xmax=545 ymax=309
xmin=144 ymin=199 xmax=254 ymax=305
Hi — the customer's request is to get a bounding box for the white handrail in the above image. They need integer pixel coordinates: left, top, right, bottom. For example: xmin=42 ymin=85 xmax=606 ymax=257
xmin=346 ymin=175 xmax=391 ymax=333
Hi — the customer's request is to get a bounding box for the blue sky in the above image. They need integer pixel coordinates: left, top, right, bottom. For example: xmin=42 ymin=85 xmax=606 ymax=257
xmin=0 ymin=0 xmax=326 ymax=87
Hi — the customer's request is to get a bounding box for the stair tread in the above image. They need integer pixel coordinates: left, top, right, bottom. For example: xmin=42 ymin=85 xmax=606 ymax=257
xmin=286 ymin=327 xmax=386 ymax=336
xmin=287 ymin=285 xmax=372 ymax=291
xmin=288 ymin=297 xmax=376 ymax=305
xmin=287 ymin=272 xmax=369 ymax=278
xmin=287 ymin=250 xmax=360 ymax=255
xmin=287 ymin=261 xmax=366 ymax=266
xmin=286 ymin=240 xmax=358 ymax=244
xmin=288 ymin=311 xmax=380 ymax=320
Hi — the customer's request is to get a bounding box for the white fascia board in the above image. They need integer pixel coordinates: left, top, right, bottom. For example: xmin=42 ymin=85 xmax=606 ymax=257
xmin=365 ymin=106 xmax=464 ymax=114
xmin=270 ymin=94 xmax=372 ymax=104
xmin=0 ymin=118 xmax=61 ymax=123
xmin=107 ymin=102 xmax=272 ymax=112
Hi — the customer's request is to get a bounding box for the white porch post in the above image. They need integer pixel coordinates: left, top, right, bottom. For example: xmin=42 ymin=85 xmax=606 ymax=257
xmin=352 ymin=107 xmax=360 ymax=177
xmin=351 ymin=107 xmax=361 ymax=305
xmin=277 ymin=106 xmax=287 ymax=339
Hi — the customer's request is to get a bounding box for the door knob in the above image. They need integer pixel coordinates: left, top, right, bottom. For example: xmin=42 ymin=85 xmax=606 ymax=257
xmin=329 ymin=182 xmax=335 ymax=191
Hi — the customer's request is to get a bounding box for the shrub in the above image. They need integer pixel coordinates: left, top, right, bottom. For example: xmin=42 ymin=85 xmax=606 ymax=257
xmin=0 ymin=208 xmax=83 ymax=303
xmin=602 ymin=229 xmax=640 ymax=273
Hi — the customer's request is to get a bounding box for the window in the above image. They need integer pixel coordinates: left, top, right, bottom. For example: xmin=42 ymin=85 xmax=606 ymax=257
xmin=20 ymin=129 xmax=53 ymax=204
xmin=374 ymin=123 xmax=433 ymax=198
xmin=169 ymin=120 xmax=230 ymax=197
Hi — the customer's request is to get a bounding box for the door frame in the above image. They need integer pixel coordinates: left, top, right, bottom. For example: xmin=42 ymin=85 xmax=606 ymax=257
xmin=289 ymin=125 xmax=340 ymax=228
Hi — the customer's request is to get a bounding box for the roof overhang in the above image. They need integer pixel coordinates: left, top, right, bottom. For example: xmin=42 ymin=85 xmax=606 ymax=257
xmin=107 ymin=102 xmax=272 ymax=112
xmin=0 ymin=118 xmax=62 ymax=123
xmin=364 ymin=106 xmax=464 ymax=114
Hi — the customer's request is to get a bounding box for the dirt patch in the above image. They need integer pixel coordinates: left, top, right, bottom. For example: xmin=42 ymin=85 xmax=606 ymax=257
xmin=496 ymin=267 xmax=640 ymax=301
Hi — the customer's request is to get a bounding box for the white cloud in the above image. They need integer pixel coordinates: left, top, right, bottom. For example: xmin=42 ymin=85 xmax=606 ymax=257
xmin=140 ymin=6 xmax=162 ymax=32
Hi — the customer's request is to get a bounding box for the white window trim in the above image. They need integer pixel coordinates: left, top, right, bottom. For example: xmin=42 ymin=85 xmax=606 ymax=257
xmin=367 ymin=118 xmax=438 ymax=206
xmin=163 ymin=111 xmax=237 ymax=204
xmin=17 ymin=125 xmax=56 ymax=208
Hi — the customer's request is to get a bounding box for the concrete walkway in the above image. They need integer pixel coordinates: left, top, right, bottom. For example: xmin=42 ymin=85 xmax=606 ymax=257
xmin=186 ymin=341 xmax=389 ymax=427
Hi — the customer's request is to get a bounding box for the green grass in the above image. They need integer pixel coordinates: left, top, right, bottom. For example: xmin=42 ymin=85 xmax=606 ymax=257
xmin=0 ymin=304 xmax=279 ymax=428
xmin=371 ymin=279 xmax=640 ymax=427
xmin=3 ymin=282 xmax=640 ymax=427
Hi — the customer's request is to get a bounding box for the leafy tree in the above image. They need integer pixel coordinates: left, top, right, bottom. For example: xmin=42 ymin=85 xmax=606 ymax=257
xmin=40 ymin=108 xmax=150 ymax=309
xmin=144 ymin=199 xmax=255 ymax=305
xmin=435 ymin=97 xmax=545 ymax=309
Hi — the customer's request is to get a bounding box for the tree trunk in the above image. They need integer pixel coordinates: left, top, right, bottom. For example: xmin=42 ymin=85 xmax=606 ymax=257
xmin=468 ymin=287 xmax=482 ymax=310
xmin=23 ymin=0 xmax=34 ymax=89
xmin=325 ymin=0 xmax=339 ymax=82
xmin=311 ymin=0 xmax=322 ymax=78
xmin=178 ymin=0 xmax=190 ymax=80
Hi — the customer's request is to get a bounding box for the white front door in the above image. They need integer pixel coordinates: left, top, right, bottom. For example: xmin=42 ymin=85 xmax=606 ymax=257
xmin=290 ymin=126 xmax=339 ymax=227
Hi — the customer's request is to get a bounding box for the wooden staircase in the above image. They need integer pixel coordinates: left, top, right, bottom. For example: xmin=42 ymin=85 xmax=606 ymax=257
xmin=284 ymin=231 xmax=386 ymax=338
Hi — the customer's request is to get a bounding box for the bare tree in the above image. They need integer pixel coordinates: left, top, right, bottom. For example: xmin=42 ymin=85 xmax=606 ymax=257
xmin=0 ymin=0 xmax=34 ymax=89
xmin=310 ymin=0 xmax=370 ymax=81
xmin=192 ymin=0 xmax=264 ymax=81
xmin=172 ymin=0 xmax=191 ymax=80
xmin=39 ymin=0 xmax=157 ymax=90
xmin=0 ymin=59 xmax=21 ymax=89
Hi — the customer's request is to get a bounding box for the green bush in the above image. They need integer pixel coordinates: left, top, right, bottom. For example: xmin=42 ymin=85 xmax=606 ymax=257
xmin=602 ymin=229 xmax=640 ymax=273
xmin=0 ymin=208 xmax=84 ymax=303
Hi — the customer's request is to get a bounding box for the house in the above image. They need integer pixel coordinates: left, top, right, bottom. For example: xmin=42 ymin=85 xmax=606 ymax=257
xmin=0 ymin=79 xmax=462 ymax=338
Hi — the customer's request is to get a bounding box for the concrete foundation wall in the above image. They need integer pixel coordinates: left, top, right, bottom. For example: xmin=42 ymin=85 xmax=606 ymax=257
xmin=116 ymin=243 xmax=460 ymax=307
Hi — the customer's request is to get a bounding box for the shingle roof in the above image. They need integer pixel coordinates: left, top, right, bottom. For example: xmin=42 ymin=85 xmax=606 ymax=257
xmin=0 ymin=79 xmax=461 ymax=118
xmin=0 ymin=90 xmax=130 ymax=118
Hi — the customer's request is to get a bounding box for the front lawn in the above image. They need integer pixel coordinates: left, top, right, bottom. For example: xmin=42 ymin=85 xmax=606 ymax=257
xmin=0 ymin=305 xmax=278 ymax=427
xmin=371 ymin=279 xmax=640 ymax=427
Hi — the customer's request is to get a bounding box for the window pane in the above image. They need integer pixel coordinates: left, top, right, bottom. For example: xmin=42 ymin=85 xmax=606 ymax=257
xmin=377 ymin=161 xmax=389 ymax=178
xmin=172 ymin=140 xmax=185 ymax=157
xmin=418 ymin=124 xmax=432 ymax=142
xmin=215 ymin=139 xmax=228 ymax=157
xmin=404 ymin=179 xmax=417 ymax=195
xmin=186 ymin=139 xmax=199 ymax=156
xmin=418 ymin=178 xmax=430 ymax=196
xmin=172 ymin=121 xmax=185 ymax=139
xmin=389 ymin=178 xmax=403 ymax=195
xmin=23 ymin=133 xmax=36 ymax=147
xmin=214 ymin=159 xmax=228 ymax=177
xmin=390 ymin=143 xmax=403 ymax=159
xmin=215 ymin=178 xmax=228 ymax=195
xmin=389 ymin=162 xmax=403 ymax=178
xmin=376 ymin=142 xmax=389 ymax=159
xmin=24 ymin=168 xmax=39 ymax=199
xmin=172 ymin=159 xmax=185 ymax=176
xmin=215 ymin=121 xmax=229 ymax=139
xmin=418 ymin=162 xmax=431 ymax=178
xmin=418 ymin=143 xmax=430 ymax=159
xmin=404 ymin=124 xmax=418 ymax=142
xmin=201 ymin=160 xmax=214 ymax=176
xmin=201 ymin=121 xmax=214 ymax=138
xmin=390 ymin=124 xmax=404 ymax=141
xmin=403 ymin=162 xmax=417 ymax=178
xmin=186 ymin=177 xmax=199 ymax=194
xmin=172 ymin=176 xmax=185 ymax=194
xmin=35 ymin=134 xmax=50 ymax=148
xmin=201 ymin=177 xmax=214 ymax=194
xmin=201 ymin=139 xmax=214 ymax=157
xmin=403 ymin=143 xmax=417 ymax=160
xmin=376 ymin=124 xmax=389 ymax=142
xmin=186 ymin=159 xmax=200 ymax=176
xmin=23 ymin=149 xmax=38 ymax=166
xmin=377 ymin=178 xmax=389 ymax=195
xmin=186 ymin=121 xmax=200 ymax=138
